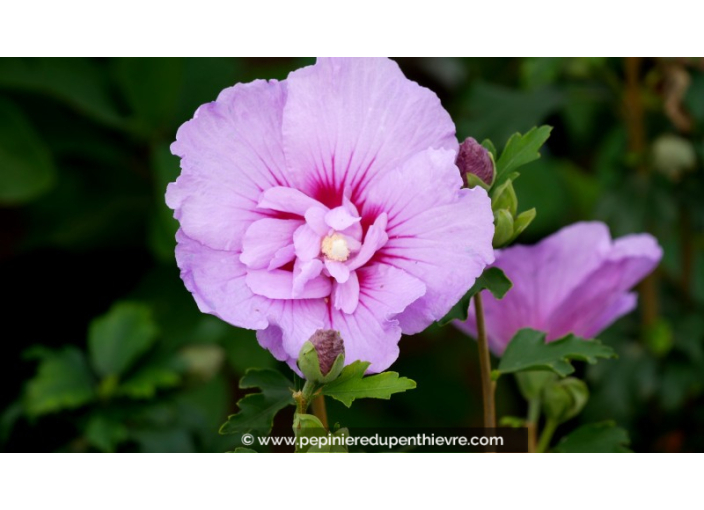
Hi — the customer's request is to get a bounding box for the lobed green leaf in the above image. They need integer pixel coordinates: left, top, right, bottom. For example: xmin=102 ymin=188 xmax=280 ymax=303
xmin=495 ymin=328 xmax=617 ymax=379
xmin=0 ymin=98 xmax=56 ymax=205
xmin=24 ymin=347 xmax=95 ymax=416
xmin=552 ymin=421 xmax=631 ymax=453
xmin=321 ymin=361 xmax=416 ymax=408
xmin=495 ymin=125 xmax=553 ymax=186
xmin=219 ymin=369 xmax=294 ymax=436
xmin=88 ymin=302 xmax=159 ymax=378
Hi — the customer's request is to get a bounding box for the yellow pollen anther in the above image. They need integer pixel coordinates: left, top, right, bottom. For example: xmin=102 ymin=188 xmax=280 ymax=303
xmin=321 ymin=233 xmax=350 ymax=262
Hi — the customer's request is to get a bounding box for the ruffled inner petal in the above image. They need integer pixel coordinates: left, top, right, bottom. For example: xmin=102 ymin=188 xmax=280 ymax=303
xmin=246 ymin=268 xmax=331 ymax=299
xmin=325 ymin=205 xmax=361 ymax=231
xmin=333 ymin=271 xmax=360 ymax=313
xmin=240 ymin=218 xmax=303 ymax=270
xmin=304 ymin=206 xmax=330 ymax=236
xmin=258 ymin=186 xmax=326 ymax=217
xmin=325 ymin=259 xmax=350 ymax=283
xmin=293 ymin=223 xmax=322 ymax=261
xmin=292 ymin=259 xmax=324 ymax=297
xmin=347 ymin=213 xmax=388 ymax=271
xmin=268 ymin=244 xmax=296 ymax=270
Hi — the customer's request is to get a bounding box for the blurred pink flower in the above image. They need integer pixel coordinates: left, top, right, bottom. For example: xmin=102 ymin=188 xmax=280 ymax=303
xmin=167 ymin=58 xmax=495 ymax=373
xmin=456 ymin=222 xmax=662 ymax=354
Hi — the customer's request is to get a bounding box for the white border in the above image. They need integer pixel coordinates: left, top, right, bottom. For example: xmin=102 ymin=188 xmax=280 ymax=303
xmin=1 ymin=1 xmax=696 ymax=56
xmin=0 ymin=453 xmax=700 ymax=507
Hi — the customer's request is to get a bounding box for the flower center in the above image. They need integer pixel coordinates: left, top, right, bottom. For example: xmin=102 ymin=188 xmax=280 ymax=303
xmin=321 ymin=233 xmax=350 ymax=262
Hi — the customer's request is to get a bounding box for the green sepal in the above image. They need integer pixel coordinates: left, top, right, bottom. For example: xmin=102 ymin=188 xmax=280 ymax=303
xmin=516 ymin=371 xmax=558 ymax=401
xmin=510 ymin=208 xmax=536 ymax=243
xmin=481 ymin=138 xmax=498 ymax=160
xmin=542 ymin=377 xmax=589 ymax=425
xmin=465 ymin=172 xmax=491 ymax=190
xmin=297 ymin=341 xmax=345 ymax=384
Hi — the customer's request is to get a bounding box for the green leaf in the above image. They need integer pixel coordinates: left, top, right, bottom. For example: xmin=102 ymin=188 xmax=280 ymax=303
xmin=24 ymin=347 xmax=95 ymax=416
xmin=147 ymin=142 xmax=181 ymax=263
xmin=132 ymin=428 xmax=195 ymax=453
xmin=495 ymin=125 xmax=553 ymax=186
xmin=499 ymin=416 xmax=527 ymax=428
xmin=118 ymin=363 xmax=182 ymax=399
xmin=232 ymin=447 xmax=258 ymax=453
xmin=219 ymin=369 xmax=294 ymax=436
xmin=85 ymin=414 xmax=129 ymax=453
xmin=495 ymin=328 xmax=617 ymax=379
xmin=0 ymin=400 xmax=22 ymax=443
xmin=0 ymin=98 xmax=56 ymax=205
xmin=458 ymin=84 xmax=561 ymax=148
xmin=88 ymin=302 xmax=159 ymax=378
xmin=176 ymin=58 xmax=242 ymax=124
xmin=113 ymin=58 xmax=184 ymax=136
xmin=552 ymin=421 xmax=631 ymax=453
xmin=0 ymin=58 xmax=127 ymax=129
xmin=439 ymin=267 xmax=512 ymax=325
xmin=321 ymin=361 xmax=416 ymax=407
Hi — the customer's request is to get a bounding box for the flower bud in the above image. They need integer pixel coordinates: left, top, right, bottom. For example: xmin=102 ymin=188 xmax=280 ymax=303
xmin=491 ymin=179 xmax=518 ymax=217
xmin=456 ymin=137 xmax=495 ymax=188
xmin=493 ymin=209 xmax=514 ymax=247
xmin=310 ymin=329 xmax=344 ymax=374
xmin=297 ymin=330 xmax=346 ymax=383
xmin=516 ymin=371 xmax=558 ymax=401
xmin=542 ymin=377 xmax=589 ymax=425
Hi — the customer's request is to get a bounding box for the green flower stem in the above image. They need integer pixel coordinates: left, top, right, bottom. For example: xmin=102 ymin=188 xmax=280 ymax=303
xmin=536 ymin=418 xmax=559 ymax=453
xmin=295 ymin=380 xmax=318 ymax=415
xmin=527 ymin=397 xmax=541 ymax=453
xmin=311 ymin=395 xmax=329 ymax=429
xmin=474 ymin=293 xmax=496 ymax=430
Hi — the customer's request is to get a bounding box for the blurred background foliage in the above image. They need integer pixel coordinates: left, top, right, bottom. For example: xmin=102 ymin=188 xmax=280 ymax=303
xmin=1 ymin=57 xmax=702 ymax=452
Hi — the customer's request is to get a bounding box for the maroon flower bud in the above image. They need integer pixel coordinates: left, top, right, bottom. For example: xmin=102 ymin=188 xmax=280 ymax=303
xmin=309 ymin=329 xmax=345 ymax=375
xmin=456 ymin=137 xmax=494 ymax=187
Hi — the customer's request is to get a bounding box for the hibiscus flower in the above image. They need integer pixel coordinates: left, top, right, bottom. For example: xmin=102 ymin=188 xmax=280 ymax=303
xmin=167 ymin=58 xmax=494 ymax=373
xmin=456 ymin=221 xmax=662 ymax=354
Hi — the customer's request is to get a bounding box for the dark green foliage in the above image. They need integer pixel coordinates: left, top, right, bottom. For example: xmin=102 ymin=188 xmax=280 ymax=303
xmin=2 ymin=58 xmax=704 ymax=452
